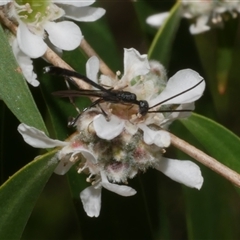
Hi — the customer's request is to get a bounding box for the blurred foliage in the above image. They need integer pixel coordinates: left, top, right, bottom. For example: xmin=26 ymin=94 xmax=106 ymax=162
xmin=1 ymin=0 xmax=240 ymax=239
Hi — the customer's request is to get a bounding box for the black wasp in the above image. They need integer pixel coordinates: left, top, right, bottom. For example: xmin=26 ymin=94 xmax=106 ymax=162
xmin=44 ymin=66 xmax=204 ymax=126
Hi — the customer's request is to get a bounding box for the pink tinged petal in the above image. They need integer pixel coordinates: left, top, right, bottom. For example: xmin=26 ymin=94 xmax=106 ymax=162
xmin=190 ymin=15 xmax=211 ymax=35
xmin=123 ymin=48 xmax=150 ymax=81
xmin=86 ymin=56 xmax=99 ymax=83
xmin=17 ymin=123 xmax=67 ymax=148
xmin=146 ymin=12 xmax=170 ymax=28
xmin=149 ymin=69 xmax=205 ymax=107
xmin=17 ymin=22 xmax=47 ymax=58
xmin=54 ymin=0 xmax=95 ymax=7
xmin=80 ymin=186 xmax=102 ymax=217
xmin=63 ymin=6 xmax=106 ymax=22
xmin=155 ymin=158 xmax=204 ymax=190
xmin=44 ymin=21 xmax=82 ymax=51
xmin=93 ymin=114 xmax=125 ymax=140
xmin=139 ymin=124 xmax=171 ymax=148
xmin=11 ymin=39 xmax=39 ymax=87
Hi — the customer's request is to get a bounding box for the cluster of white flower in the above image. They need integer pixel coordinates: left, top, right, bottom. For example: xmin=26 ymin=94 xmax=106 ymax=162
xmin=146 ymin=0 xmax=240 ymax=34
xmin=0 ymin=0 xmax=105 ymax=86
xmin=18 ymin=48 xmax=205 ymax=217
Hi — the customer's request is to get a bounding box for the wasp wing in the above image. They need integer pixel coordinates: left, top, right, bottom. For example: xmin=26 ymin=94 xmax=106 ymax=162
xmin=52 ymin=89 xmax=107 ymax=98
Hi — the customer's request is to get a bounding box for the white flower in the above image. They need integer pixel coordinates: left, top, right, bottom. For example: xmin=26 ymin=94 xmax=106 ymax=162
xmin=2 ymin=0 xmax=105 ymax=58
xmin=146 ymin=0 xmax=240 ymax=34
xmin=17 ymin=123 xmax=136 ymax=217
xmin=83 ymin=48 xmax=205 ymax=149
xmin=18 ymin=113 xmax=203 ymax=217
xmin=17 ymin=49 xmax=205 ymax=218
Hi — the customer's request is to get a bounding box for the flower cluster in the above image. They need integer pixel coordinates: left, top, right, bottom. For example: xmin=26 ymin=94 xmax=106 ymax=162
xmin=146 ymin=0 xmax=240 ymax=34
xmin=1 ymin=0 xmax=105 ymax=86
xmin=18 ymin=48 xmax=205 ymax=217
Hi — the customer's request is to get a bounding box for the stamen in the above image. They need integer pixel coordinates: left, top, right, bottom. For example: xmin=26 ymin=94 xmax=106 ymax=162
xmin=77 ymin=164 xmax=87 ymax=174
xmin=14 ymin=2 xmax=32 ymax=14
xmin=69 ymin=152 xmax=80 ymax=163
xmin=29 ymin=12 xmax=42 ymax=26
xmin=86 ymin=173 xmax=95 ymax=182
xmin=91 ymin=178 xmax=101 ymax=185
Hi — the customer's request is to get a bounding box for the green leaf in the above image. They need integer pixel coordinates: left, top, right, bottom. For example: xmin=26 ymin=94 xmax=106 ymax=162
xmin=183 ymin=170 xmax=238 ymax=240
xmin=180 ymin=113 xmax=240 ymax=171
xmin=171 ymin=117 xmax=240 ymax=239
xmin=0 ymin=150 xmax=58 ymax=239
xmin=148 ymin=1 xmax=181 ymax=66
xmin=193 ymin=21 xmax=240 ymax=119
xmin=0 ymin=25 xmax=47 ymax=133
xmin=175 ymin=113 xmax=240 ymax=238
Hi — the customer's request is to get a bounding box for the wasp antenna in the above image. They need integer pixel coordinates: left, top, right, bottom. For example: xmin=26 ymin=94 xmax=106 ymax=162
xmin=149 ymin=78 xmax=204 ymax=110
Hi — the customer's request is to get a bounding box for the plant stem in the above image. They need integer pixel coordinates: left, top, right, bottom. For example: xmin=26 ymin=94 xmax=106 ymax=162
xmin=80 ymin=39 xmax=115 ymax=78
xmin=170 ymin=132 xmax=240 ymax=188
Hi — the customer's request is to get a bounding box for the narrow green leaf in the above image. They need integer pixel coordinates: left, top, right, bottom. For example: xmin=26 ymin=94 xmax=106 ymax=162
xmin=132 ymin=1 xmax=158 ymax=40
xmin=0 ymin=150 xmax=58 ymax=239
xmin=171 ymin=119 xmax=240 ymax=239
xmin=0 ymin=25 xmax=47 ymax=133
xmin=148 ymin=1 xmax=181 ymax=66
xmin=180 ymin=113 xmax=240 ymax=171
xmin=184 ymin=170 xmax=238 ymax=240
xmin=193 ymin=21 xmax=240 ymax=118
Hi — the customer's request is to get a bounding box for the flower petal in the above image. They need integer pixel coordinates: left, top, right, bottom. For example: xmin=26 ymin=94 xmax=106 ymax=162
xmin=146 ymin=12 xmax=170 ymax=28
xmin=11 ymin=39 xmax=39 ymax=87
xmin=17 ymin=123 xmax=67 ymax=148
xmin=100 ymin=171 xmax=136 ymax=196
xmin=54 ymin=158 xmax=74 ymax=175
xmin=17 ymin=22 xmax=47 ymax=58
xmin=149 ymin=69 xmax=205 ymax=107
xmin=86 ymin=56 xmax=99 ymax=84
xmin=54 ymin=0 xmax=95 ymax=7
xmin=80 ymin=186 xmax=102 ymax=217
xmin=56 ymin=148 xmax=97 ymax=175
xmin=80 ymin=149 xmax=98 ymax=165
xmin=93 ymin=114 xmax=125 ymax=140
xmin=44 ymin=21 xmax=82 ymax=51
xmin=155 ymin=158 xmax=203 ymax=189
xmin=63 ymin=6 xmax=106 ymax=22
xmin=102 ymin=182 xmax=137 ymax=196
xmin=122 ymin=48 xmax=150 ymax=82
xmin=139 ymin=124 xmax=171 ymax=147
xmin=161 ymin=103 xmax=195 ymax=126
xmin=189 ymin=15 xmax=211 ymax=35
xmin=0 ymin=0 xmax=10 ymax=5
